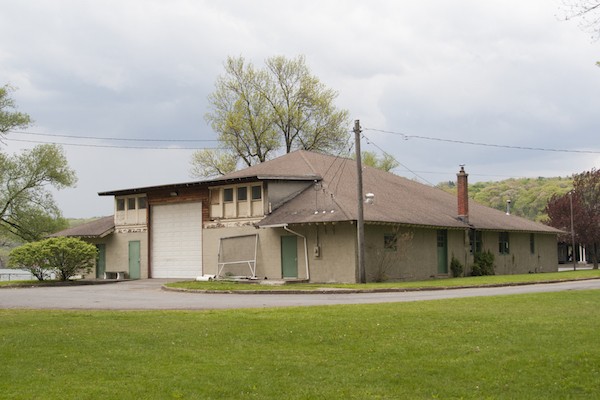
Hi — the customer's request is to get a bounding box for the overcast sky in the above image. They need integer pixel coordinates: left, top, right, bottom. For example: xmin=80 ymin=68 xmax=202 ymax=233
xmin=1 ymin=0 xmax=599 ymax=218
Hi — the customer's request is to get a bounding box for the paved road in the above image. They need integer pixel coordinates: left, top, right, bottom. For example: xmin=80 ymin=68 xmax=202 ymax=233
xmin=1 ymin=279 xmax=599 ymax=310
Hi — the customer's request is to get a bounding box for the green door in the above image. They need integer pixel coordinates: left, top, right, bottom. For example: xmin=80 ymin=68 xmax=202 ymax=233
xmin=95 ymin=244 xmax=106 ymax=279
xmin=437 ymin=230 xmax=448 ymax=274
xmin=128 ymin=241 xmax=141 ymax=279
xmin=281 ymin=236 xmax=298 ymax=278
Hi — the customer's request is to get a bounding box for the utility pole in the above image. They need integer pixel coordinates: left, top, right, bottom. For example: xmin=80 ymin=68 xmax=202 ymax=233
xmin=569 ymin=191 xmax=576 ymax=271
xmin=354 ymin=120 xmax=366 ymax=283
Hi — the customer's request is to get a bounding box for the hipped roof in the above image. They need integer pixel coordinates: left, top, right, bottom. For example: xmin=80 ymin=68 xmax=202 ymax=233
xmin=96 ymin=150 xmax=560 ymax=234
xmin=249 ymin=151 xmax=560 ymax=234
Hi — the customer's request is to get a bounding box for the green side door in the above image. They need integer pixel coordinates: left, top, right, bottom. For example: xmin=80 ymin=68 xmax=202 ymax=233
xmin=128 ymin=241 xmax=141 ymax=280
xmin=95 ymin=244 xmax=106 ymax=279
xmin=437 ymin=230 xmax=448 ymax=274
xmin=281 ymin=236 xmax=298 ymax=278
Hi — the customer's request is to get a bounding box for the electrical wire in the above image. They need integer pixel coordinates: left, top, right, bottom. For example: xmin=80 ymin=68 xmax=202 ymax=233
xmin=8 ymin=130 xmax=218 ymax=143
xmin=363 ymin=127 xmax=600 ymax=155
xmin=362 ymin=133 xmax=436 ymax=186
xmin=5 ymin=137 xmax=217 ymax=150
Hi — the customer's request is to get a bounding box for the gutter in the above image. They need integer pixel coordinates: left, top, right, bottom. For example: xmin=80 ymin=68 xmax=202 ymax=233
xmin=258 ymin=223 xmax=310 ymax=281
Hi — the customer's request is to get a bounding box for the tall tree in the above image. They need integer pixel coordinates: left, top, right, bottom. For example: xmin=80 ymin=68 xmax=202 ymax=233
xmin=192 ymin=55 xmax=350 ymax=178
xmin=0 ymin=84 xmax=32 ymax=140
xmin=545 ymin=169 xmax=600 ymax=269
xmin=361 ymin=151 xmax=399 ymax=172
xmin=561 ymin=1 xmax=600 ymax=40
xmin=0 ymin=145 xmax=76 ymax=241
xmin=0 ymin=86 xmax=75 ymax=241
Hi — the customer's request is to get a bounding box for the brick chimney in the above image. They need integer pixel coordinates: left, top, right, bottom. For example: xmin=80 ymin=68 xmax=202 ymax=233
xmin=457 ymin=165 xmax=469 ymax=223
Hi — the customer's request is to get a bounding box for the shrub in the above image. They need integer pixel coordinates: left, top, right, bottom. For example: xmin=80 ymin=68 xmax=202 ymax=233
xmin=450 ymin=256 xmax=464 ymax=278
xmin=471 ymin=250 xmax=495 ymax=276
xmin=9 ymin=237 xmax=97 ymax=281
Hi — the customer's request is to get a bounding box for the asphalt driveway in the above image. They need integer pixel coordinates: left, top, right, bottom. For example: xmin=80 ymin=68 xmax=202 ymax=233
xmin=1 ymin=278 xmax=600 ymax=310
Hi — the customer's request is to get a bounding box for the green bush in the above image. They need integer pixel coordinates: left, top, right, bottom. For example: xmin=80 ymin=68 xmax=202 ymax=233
xmin=450 ymin=256 xmax=463 ymax=277
xmin=9 ymin=237 xmax=97 ymax=281
xmin=471 ymin=250 xmax=495 ymax=276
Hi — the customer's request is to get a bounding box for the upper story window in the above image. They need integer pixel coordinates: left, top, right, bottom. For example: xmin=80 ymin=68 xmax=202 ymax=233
xmin=210 ymin=184 xmax=263 ymax=220
xmin=223 ymin=188 xmax=234 ymax=202
xmin=115 ymin=195 xmax=147 ymax=226
xmin=251 ymin=185 xmax=262 ymax=200
xmin=238 ymin=186 xmax=248 ymax=201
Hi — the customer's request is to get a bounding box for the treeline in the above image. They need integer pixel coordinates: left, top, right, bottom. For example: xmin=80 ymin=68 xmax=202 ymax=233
xmin=437 ymin=176 xmax=573 ymax=222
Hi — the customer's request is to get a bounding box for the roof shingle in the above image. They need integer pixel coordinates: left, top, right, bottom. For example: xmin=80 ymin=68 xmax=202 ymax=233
xmin=256 ymin=150 xmax=561 ymax=234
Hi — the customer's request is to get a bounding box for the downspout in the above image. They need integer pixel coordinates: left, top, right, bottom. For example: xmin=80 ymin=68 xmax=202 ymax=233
xmin=283 ymin=226 xmax=310 ymax=281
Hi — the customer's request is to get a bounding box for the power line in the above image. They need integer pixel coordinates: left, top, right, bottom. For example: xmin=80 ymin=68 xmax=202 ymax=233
xmin=8 ymin=130 xmax=218 ymax=143
xmin=364 ymin=127 xmax=600 ymax=155
xmin=5 ymin=137 xmax=217 ymax=150
xmin=362 ymin=133 xmax=436 ymax=186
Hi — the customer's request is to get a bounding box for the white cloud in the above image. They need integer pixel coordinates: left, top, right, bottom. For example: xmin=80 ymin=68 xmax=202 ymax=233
xmin=1 ymin=0 xmax=599 ymax=217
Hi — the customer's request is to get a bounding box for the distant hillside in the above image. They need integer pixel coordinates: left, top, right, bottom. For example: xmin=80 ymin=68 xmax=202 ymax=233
xmin=437 ymin=176 xmax=573 ymax=222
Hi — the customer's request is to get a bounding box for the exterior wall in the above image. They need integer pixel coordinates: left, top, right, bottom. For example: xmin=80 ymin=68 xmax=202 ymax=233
xmin=363 ymin=225 xmax=467 ymax=282
xmin=479 ymin=231 xmax=558 ymax=275
xmin=294 ymin=223 xmax=357 ymax=283
xmin=266 ymin=181 xmax=313 ymax=211
xmin=202 ymin=224 xmax=291 ymax=280
xmin=202 ymin=222 xmax=357 ymax=283
xmin=84 ymin=231 xmax=148 ymax=279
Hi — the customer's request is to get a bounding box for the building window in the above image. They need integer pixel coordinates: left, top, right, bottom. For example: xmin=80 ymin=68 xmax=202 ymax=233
xmin=384 ymin=234 xmax=397 ymax=252
xmin=223 ymin=188 xmax=234 ymax=202
xmin=530 ymin=233 xmax=535 ymax=254
xmin=499 ymin=232 xmax=510 ymax=255
xmin=210 ymin=189 xmax=220 ymax=205
xmin=127 ymin=198 xmax=136 ymax=210
xmin=469 ymin=230 xmax=482 ymax=254
xmin=116 ymin=198 xmax=125 ymax=211
xmin=137 ymin=197 xmax=147 ymax=209
xmin=251 ymin=185 xmax=262 ymax=200
xmin=237 ymin=186 xmax=248 ymax=201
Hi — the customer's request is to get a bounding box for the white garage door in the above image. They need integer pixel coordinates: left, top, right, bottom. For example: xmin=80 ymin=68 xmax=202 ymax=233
xmin=151 ymin=202 xmax=202 ymax=278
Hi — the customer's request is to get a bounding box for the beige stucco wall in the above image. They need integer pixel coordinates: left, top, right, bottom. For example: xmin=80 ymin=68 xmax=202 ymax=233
xmin=202 ymin=222 xmax=358 ymax=283
xmin=363 ymin=226 xmax=467 ymax=282
xmin=85 ymin=231 xmax=148 ymax=279
xmin=483 ymin=232 xmax=558 ymax=275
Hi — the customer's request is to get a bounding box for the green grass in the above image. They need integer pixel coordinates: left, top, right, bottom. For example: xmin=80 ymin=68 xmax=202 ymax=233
xmin=1 ymin=291 xmax=599 ymax=399
xmin=166 ymin=269 xmax=600 ymax=291
xmin=0 ymin=279 xmax=48 ymax=287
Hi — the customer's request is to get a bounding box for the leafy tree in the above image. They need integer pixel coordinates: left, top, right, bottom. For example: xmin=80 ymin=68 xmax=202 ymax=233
xmin=8 ymin=237 xmax=98 ymax=281
xmin=0 ymin=144 xmax=75 ymax=241
xmin=0 ymin=85 xmax=74 ymax=241
xmin=560 ymin=1 xmax=600 ymax=40
xmin=190 ymin=149 xmax=237 ymax=178
xmin=437 ymin=176 xmax=573 ymax=222
xmin=192 ymin=55 xmax=350 ymax=178
xmin=0 ymin=84 xmax=32 ymax=139
xmin=361 ymin=151 xmax=399 ymax=172
xmin=545 ymin=169 xmax=600 ymax=269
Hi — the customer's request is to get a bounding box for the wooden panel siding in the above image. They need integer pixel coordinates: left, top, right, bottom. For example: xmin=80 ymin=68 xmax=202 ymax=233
xmin=148 ymin=187 xmax=210 ymax=224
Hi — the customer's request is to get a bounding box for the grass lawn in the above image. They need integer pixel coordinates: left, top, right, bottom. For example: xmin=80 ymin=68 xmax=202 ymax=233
xmin=1 ymin=290 xmax=599 ymax=399
xmin=166 ymin=269 xmax=600 ymax=291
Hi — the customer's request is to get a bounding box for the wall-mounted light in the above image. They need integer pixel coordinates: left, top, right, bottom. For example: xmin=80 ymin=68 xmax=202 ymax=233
xmin=170 ymin=191 xmax=178 ymax=197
